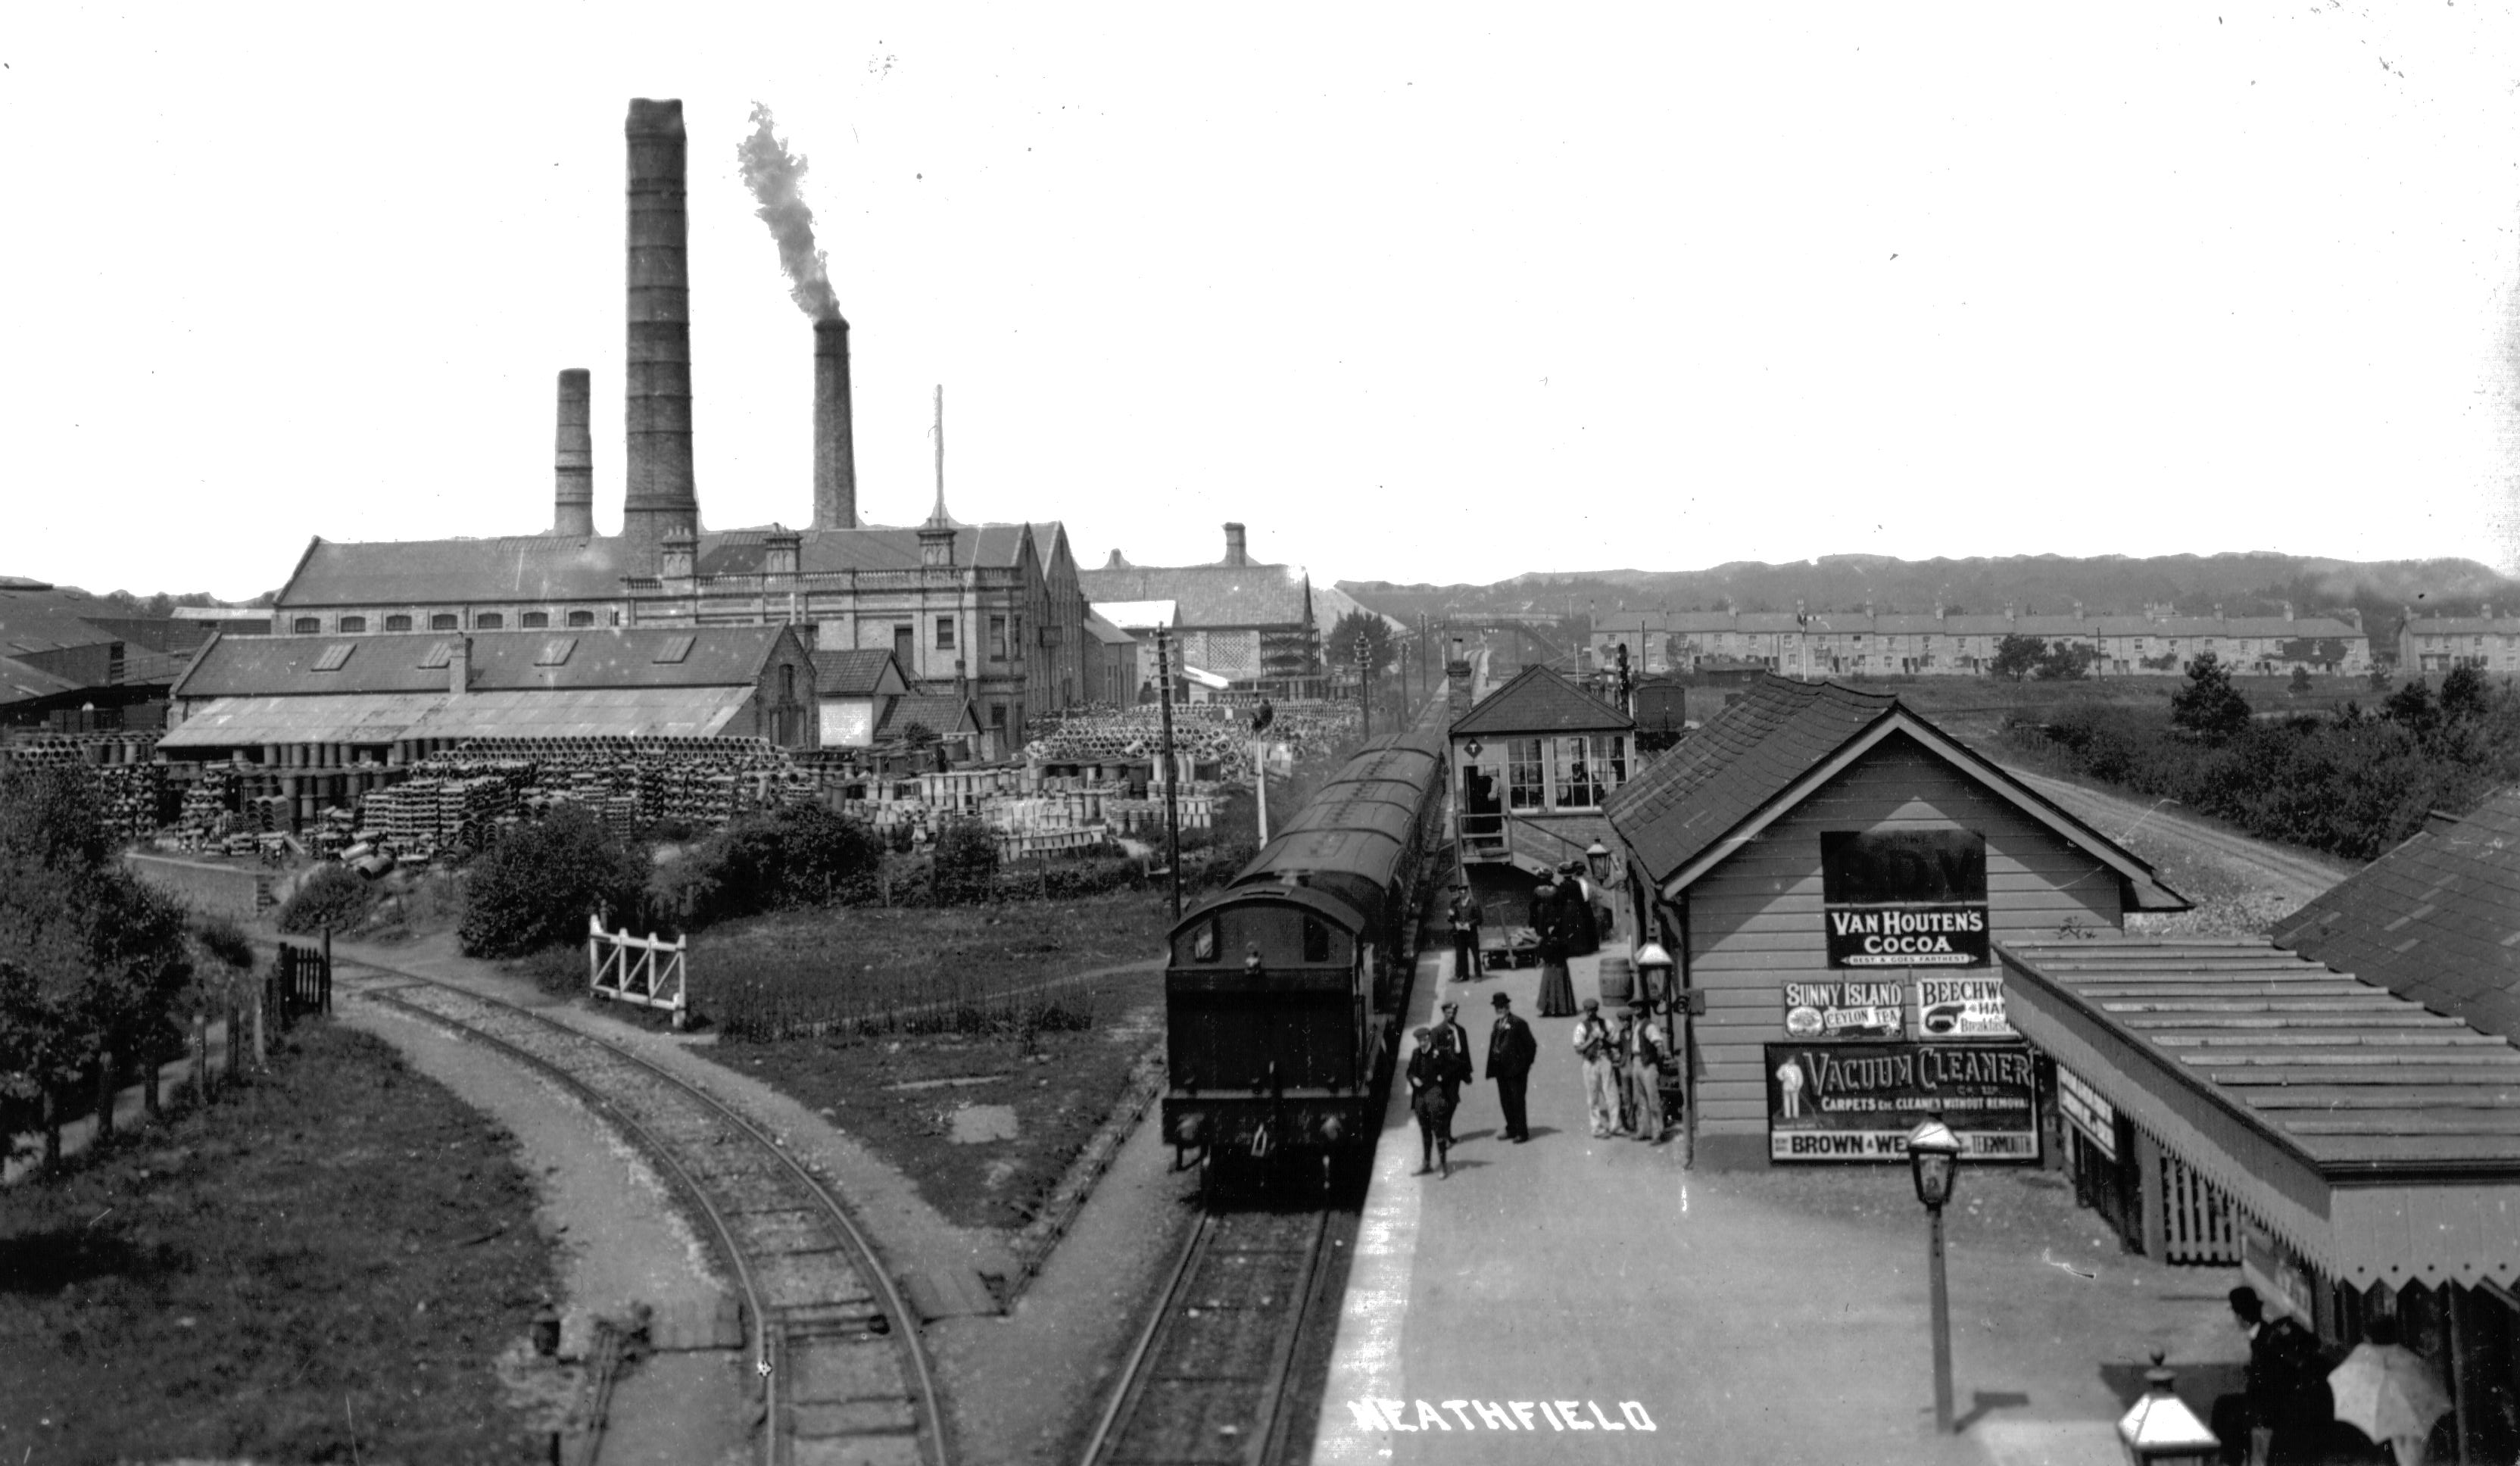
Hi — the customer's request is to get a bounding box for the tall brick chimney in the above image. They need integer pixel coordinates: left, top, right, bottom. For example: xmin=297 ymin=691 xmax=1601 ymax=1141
xmin=553 ymin=369 xmax=594 ymax=537
xmin=1223 ymin=522 xmax=1249 ymax=566
xmin=812 ymin=319 xmax=857 ymax=529
xmin=622 ymin=99 xmax=698 ymax=558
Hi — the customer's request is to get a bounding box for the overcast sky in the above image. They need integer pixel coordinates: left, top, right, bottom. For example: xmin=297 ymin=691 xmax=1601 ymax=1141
xmin=7 ymin=4 xmax=2520 ymax=601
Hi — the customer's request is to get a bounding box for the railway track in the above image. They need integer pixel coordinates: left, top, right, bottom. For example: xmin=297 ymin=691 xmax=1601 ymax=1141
xmin=1081 ymin=1201 xmax=1345 ymax=1466
xmin=2000 ymin=763 xmax=2352 ymax=904
xmin=346 ymin=965 xmax=948 ymax=1466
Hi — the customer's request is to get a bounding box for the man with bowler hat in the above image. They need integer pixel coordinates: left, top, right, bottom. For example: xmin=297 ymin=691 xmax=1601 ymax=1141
xmin=1486 ymin=991 xmax=1539 ymax=1142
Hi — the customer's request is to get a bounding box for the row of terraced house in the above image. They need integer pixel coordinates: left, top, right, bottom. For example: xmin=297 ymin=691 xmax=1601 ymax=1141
xmin=1589 ymin=603 xmax=2372 ymax=680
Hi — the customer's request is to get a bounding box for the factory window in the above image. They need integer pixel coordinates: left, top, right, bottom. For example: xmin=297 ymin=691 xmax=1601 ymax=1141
xmin=385 ymin=614 xmax=412 ymax=632
xmin=292 ymin=617 xmax=320 ymax=635
xmin=430 ymin=613 xmax=458 ymax=632
xmin=475 ymin=613 xmax=504 ymax=630
xmin=990 ymin=616 xmax=1008 ymax=660
xmin=521 ymin=612 xmax=549 ymax=629
xmin=1014 ymin=613 xmax=1025 ymax=650
xmin=1505 ymin=738 xmax=1546 ymax=813
xmin=568 ymin=610 xmax=595 ymax=629
xmin=935 ymin=616 xmax=955 ymax=650
xmin=990 ymin=703 xmax=1006 ymax=729
xmin=338 ymin=616 xmax=366 ymax=634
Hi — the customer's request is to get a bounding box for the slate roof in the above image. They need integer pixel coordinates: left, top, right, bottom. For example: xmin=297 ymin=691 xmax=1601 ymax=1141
xmin=0 ymin=653 xmax=83 ymax=708
xmin=1081 ymin=609 xmax=1137 ymax=646
xmin=173 ymin=627 xmax=793 ymax=699
xmin=879 ymin=694 xmax=981 ymax=737
xmin=1450 ymin=663 xmax=1633 ymax=737
xmin=810 ymin=649 xmax=903 ymax=697
xmin=2273 ymin=791 xmax=2520 ymax=1042
xmin=2003 ymin=939 xmax=2520 ymax=1170
xmin=0 ymin=582 xmax=192 ymax=657
xmin=1605 ymin=675 xmax=1895 ymax=882
xmin=1602 ymin=673 xmax=2185 ymax=907
xmin=700 ymin=522 xmax=1038 ymax=575
xmin=158 ymin=688 xmax=758 ymax=747
xmin=1079 ymin=563 xmax=1311 ymax=627
xmin=2402 ymin=616 xmax=2520 ymax=636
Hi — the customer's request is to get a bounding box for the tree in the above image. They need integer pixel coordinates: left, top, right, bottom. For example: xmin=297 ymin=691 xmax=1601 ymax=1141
xmin=2169 ymin=651 xmax=2253 ymax=744
xmin=2381 ymin=678 xmax=2439 ymax=739
xmin=2440 ymin=665 xmax=2492 ymax=725
xmin=1988 ymin=634 xmax=2046 ymax=682
xmin=1330 ymin=610 xmax=1396 ymax=679
xmin=2032 ymin=642 xmax=2094 ymax=681
xmin=459 ymin=805 xmax=651 ymax=957
xmin=2288 ymin=666 xmax=2313 ymax=697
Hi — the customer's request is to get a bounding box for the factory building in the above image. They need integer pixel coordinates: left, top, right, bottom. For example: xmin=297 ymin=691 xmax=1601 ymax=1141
xmin=1080 ymin=524 xmax=1393 ymax=698
xmin=266 ymin=98 xmax=1088 ymax=744
xmin=1592 ymin=604 xmax=2371 ymax=679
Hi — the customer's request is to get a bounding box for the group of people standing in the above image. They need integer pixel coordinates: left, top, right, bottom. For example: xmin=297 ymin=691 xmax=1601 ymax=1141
xmin=1405 ymin=992 xmax=1537 ymax=1176
xmin=1570 ymin=996 xmax=1668 ymax=1142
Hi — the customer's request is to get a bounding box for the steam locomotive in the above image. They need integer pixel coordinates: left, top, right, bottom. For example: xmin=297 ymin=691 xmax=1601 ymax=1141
xmin=1160 ymin=706 xmax=1451 ymax=1183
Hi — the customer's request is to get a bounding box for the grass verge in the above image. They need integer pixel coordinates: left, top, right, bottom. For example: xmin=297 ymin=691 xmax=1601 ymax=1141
xmin=0 ymin=1022 xmax=557 ymax=1464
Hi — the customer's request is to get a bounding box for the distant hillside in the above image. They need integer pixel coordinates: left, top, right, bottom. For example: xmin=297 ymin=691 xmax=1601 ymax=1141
xmin=1340 ymin=554 xmax=2520 ymax=635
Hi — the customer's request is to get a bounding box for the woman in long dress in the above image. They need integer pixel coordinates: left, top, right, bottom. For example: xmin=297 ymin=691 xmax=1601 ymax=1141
xmin=1533 ymin=880 xmax=1578 ymax=1017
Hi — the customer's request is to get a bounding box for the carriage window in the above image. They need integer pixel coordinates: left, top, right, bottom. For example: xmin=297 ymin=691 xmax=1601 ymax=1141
xmin=1191 ymin=921 xmax=1218 ymax=962
xmin=1302 ymin=915 xmax=1330 ymax=963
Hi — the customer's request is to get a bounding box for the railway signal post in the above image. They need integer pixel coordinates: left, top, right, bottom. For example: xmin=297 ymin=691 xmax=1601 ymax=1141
xmin=1355 ymin=632 xmax=1371 ymax=737
xmin=1156 ymin=624 xmax=1183 ymax=922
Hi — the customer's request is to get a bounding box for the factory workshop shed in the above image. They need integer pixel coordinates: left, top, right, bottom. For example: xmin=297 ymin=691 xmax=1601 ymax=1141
xmin=161 ymin=624 xmax=819 ymax=760
xmin=1602 ymin=673 xmax=2188 ymax=1169
xmin=811 ymin=647 xmax=909 ymax=748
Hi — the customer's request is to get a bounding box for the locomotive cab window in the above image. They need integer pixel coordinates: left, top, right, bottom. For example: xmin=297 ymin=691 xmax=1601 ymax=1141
xmin=1191 ymin=920 xmax=1219 ymax=962
xmin=1302 ymin=915 xmax=1331 ymax=963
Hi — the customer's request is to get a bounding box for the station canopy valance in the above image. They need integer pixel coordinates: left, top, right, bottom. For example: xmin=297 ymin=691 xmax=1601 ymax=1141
xmin=2001 ymin=937 xmax=2520 ymax=1290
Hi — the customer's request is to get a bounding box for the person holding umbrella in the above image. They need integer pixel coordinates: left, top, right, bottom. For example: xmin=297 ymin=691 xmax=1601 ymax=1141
xmin=2329 ymin=1314 xmax=2451 ymax=1466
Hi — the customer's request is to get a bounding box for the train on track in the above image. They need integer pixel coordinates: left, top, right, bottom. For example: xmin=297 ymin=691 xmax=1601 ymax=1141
xmin=1160 ymin=704 xmax=1451 ymax=1181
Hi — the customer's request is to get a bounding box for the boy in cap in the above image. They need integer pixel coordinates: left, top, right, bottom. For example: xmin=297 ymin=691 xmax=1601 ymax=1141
xmin=1571 ymin=997 xmax=1620 ymax=1138
xmin=1405 ymin=1028 xmax=1458 ymax=1176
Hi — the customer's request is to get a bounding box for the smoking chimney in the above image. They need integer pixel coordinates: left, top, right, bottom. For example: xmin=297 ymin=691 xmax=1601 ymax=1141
xmin=1223 ymin=523 xmax=1249 ymax=566
xmin=622 ymin=99 xmax=698 ymax=558
xmin=812 ymin=319 xmax=858 ymax=529
xmin=553 ymin=369 xmax=594 ymax=537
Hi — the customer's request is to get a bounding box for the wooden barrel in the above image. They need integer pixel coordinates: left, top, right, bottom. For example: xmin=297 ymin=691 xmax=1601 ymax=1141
xmin=1595 ymin=953 xmax=1636 ymax=1008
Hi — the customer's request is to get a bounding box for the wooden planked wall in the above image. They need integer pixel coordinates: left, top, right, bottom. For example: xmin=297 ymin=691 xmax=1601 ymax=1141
xmin=1686 ymin=731 xmax=2125 ymax=1144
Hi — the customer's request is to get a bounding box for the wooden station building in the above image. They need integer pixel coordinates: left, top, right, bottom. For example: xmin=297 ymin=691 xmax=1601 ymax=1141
xmin=1601 ymin=674 xmax=2188 ymax=1169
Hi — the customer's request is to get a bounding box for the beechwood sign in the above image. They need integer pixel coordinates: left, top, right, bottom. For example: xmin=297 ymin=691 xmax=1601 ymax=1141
xmin=1820 ymin=829 xmax=1990 ymax=968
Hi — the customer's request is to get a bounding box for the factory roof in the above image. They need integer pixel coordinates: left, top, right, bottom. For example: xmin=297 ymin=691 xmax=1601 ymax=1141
xmin=1450 ymin=663 xmax=1633 ymax=737
xmin=275 ymin=535 xmax=646 ymax=608
xmin=171 ymin=626 xmax=800 ymax=700
xmin=809 ymin=649 xmax=907 ymax=698
xmin=158 ymin=686 xmax=759 ymax=747
xmin=0 ymin=653 xmax=85 ymax=709
xmin=0 ymin=582 xmax=204 ymax=658
xmin=2274 ymin=791 xmax=2520 ymax=1043
xmin=700 ymin=522 xmax=1047 ymax=575
xmin=1605 ymin=673 xmax=2185 ymax=909
xmin=1081 ymin=609 xmax=1137 ymax=646
xmin=1081 ymin=562 xmax=1315 ymax=628
xmin=2001 ymin=937 xmax=2520 ymax=1288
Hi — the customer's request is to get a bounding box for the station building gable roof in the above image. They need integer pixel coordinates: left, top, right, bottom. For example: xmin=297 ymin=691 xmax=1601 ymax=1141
xmin=2273 ymin=791 xmax=2520 ymax=1042
xmin=809 ymin=649 xmax=906 ymax=698
xmin=1604 ymin=673 xmax=2185 ymax=908
xmin=172 ymin=626 xmax=797 ymax=700
xmin=1450 ymin=663 xmax=1633 ymax=738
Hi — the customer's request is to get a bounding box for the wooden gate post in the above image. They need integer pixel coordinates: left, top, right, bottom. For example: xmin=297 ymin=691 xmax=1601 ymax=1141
xmin=192 ymin=1012 xmax=211 ymax=1106
xmin=92 ymin=1049 xmax=116 ymax=1143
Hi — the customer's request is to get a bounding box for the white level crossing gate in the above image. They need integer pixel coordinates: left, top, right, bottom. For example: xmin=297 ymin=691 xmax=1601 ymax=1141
xmin=587 ymin=915 xmax=687 ymax=1028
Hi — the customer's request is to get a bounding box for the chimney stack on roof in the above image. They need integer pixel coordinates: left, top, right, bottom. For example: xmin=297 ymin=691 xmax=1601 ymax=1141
xmin=811 ymin=319 xmax=857 ymax=529
xmin=1223 ymin=522 xmax=1249 ymax=567
xmin=622 ymin=99 xmax=699 ymax=559
xmin=1104 ymin=549 xmax=1130 ymax=571
xmin=448 ymin=636 xmax=472 ymax=697
xmin=553 ymin=369 xmax=595 ymax=538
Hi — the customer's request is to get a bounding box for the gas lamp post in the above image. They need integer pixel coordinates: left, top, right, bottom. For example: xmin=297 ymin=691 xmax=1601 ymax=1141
xmin=1907 ymin=1110 xmax=1963 ymax=1434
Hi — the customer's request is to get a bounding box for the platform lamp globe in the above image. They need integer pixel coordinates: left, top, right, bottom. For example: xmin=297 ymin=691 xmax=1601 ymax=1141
xmin=2116 ymin=1351 xmax=2219 ymax=1466
xmin=1907 ymin=1111 xmax=1963 ymax=1434
xmin=1585 ymin=841 xmax=1611 ymax=886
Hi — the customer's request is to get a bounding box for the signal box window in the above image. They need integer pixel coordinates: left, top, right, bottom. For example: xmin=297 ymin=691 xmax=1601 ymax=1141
xmin=1506 ymin=738 xmax=1546 ymax=812
xmin=1191 ymin=921 xmax=1219 ymax=963
xmin=1302 ymin=915 xmax=1330 ymax=963
xmin=935 ymin=616 xmax=956 ymax=651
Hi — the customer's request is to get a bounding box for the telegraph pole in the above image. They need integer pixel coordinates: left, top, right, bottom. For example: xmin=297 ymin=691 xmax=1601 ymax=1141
xmin=1355 ymin=632 xmax=1372 ymax=738
xmin=1156 ymin=625 xmax=1182 ymax=922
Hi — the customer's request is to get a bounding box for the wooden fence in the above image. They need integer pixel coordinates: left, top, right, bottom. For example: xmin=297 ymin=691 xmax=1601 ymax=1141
xmin=2160 ymin=1152 xmax=2242 ymax=1265
xmin=270 ymin=934 xmax=333 ymax=1030
xmin=588 ymin=916 xmax=688 ymax=1028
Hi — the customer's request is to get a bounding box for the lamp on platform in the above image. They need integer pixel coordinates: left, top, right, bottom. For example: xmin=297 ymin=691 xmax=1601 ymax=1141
xmin=1585 ymin=841 xmax=1611 ymax=884
xmin=1633 ymin=942 xmax=1674 ymax=1003
xmin=1907 ymin=1111 xmax=1963 ymax=1433
xmin=2116 ymin=1352 xmax=2219 ymax=1466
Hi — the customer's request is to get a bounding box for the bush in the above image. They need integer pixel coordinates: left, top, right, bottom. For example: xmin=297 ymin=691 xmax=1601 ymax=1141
xmin=658 ymin=805 xmax=886 ymax=928
xmin=458 ymin=806 xmax=650 ymax=959
xmin=278 ymin=863 xmax=376 ymax=934
xmin=191 ymin=913 xmax=257 ymax=973
xmin=931 ymin=819 xmax=1000 ymax=906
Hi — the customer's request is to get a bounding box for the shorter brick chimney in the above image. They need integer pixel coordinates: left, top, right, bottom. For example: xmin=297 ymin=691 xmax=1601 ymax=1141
xmin=554 ymin=369 xmax=594 ymax=538
xmin=1223 ymin=523 xmax=1248 ymax=566
xmin=448 ymin=636 xmax=472 ymax=697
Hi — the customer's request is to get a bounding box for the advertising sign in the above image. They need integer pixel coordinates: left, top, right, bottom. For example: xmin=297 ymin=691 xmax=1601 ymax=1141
xmin=1766 ymin=1041 xmax=2040 ymax=1163
xmin=1913 ymin=975 xmax=2015 ymax=1039
xmin=1781 ymin=979 xmax=1905 ymax=1040
xmin=1821 ymin=830 xmax=1991 ymax=968
xmin=2057 ymin=1064 xmax=2117 ymax=1159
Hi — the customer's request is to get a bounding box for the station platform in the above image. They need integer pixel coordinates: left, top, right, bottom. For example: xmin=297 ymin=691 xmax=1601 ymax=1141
xmin=1310 ymin=944 xmax=2257 ymax=1466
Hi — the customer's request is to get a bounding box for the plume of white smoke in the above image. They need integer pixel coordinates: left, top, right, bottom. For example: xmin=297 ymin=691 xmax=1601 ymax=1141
xmin=738 ymin=104 xmax=839 ymax=321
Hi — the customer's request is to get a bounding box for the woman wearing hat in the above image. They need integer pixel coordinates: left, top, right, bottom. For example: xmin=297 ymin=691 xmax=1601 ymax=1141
xmin=1532 ymin=880 xmax=1578 ymax=1018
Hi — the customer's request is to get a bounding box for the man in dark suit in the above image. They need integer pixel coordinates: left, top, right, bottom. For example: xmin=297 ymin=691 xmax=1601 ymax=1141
xmin=1486 ymin=991 xmax=1539 ymax=1142
xmin=2211 ymin=1285 xmax=2324 ymax=1466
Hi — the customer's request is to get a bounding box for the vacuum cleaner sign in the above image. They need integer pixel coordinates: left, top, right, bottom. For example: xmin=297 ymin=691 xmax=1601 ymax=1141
xmin=1821 ymin=830 xmax=1991 ymax=968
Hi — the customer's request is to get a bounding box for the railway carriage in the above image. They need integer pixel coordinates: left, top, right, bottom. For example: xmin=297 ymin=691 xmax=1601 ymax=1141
xmin=1162 ymin=716 xmax=1449 ymax=1174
